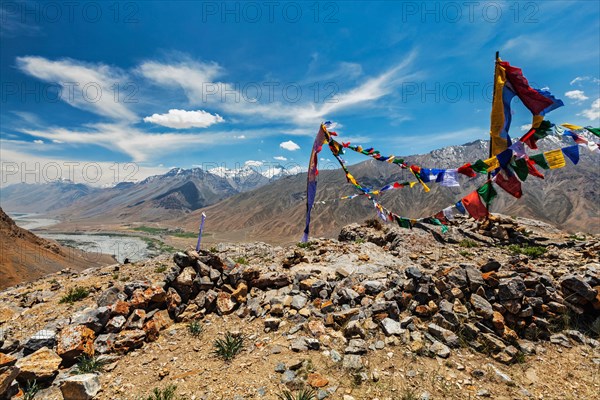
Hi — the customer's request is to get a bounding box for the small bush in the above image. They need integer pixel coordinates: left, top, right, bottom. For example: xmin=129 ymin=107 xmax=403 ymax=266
xmin=144 ymin=385 xmax=178 ymax=400
xmin=59 ymin=287 xmax=89 ymax=304
xmin=459 ymin=239 xmax=479 ymax=248
xmin=296 ymin=241 xmax=313 ymax=249
xmin=278 ymin=388 xmax=317 ymax=400
xmin=355 ymin=237 xmax=366 ymax=244
xmin=458 ymin=250 xmax=473 ymax=258
xmin=155 ymin=265 xmax=167 ymax=273
xmin=74 ymin=355 xmax=106 ymax=374
xmin=209 ymin=246 xmax=218 ymax=253
xmin=23 ymin=380 xmax=40 ymax=400
xmin=213 ymin=331 xmax=244 ymax=361
xmin=508 ymin=244 xmax=546 ymax=259
xmin=233 ymin=257 xmax=248 ymax=265
xmin=187 ymin=320 xmax=203 ymax=337
xmin=400 ymin=387 xmax=419 ymax=400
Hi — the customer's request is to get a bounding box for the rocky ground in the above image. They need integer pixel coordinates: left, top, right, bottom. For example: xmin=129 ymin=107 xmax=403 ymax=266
xmin=1 ymin=215 xmax=599 ymax=400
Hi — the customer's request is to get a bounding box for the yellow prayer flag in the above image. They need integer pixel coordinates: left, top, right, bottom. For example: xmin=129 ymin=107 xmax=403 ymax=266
xmin=544 ymin=149 xmax=566 ymax=169
xmin=561 ymin=123 xmax=583 ymax=131
xmin=483 ymin=156 xmax=500 ymax=172
xmin=409 ymin=182 xmax=417 ymax=188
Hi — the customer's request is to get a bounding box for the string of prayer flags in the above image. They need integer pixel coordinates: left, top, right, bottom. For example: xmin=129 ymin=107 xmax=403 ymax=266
xmin=457 ymin=163 xmax=477 ymax=177
xmin=562 ymin=145 xmax=580 ymax=165
xmin=543 ymin=149 xmax=566 ymax=169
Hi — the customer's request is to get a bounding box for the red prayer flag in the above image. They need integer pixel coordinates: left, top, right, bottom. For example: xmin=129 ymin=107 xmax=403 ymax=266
xmin=525 ymin=158 xmax=545 ymax=179
xmin=495 ymin=173 xmax=522 ymax=198
xmin=519 ymin=128 xmax=538 ymax=149
xmin=457 ymin=163 xmax=477 ymax=178
xmin=461 ymin=191 xmax=488 ymax=220
xmin=499 ymin=61 xmax=554 ymax=115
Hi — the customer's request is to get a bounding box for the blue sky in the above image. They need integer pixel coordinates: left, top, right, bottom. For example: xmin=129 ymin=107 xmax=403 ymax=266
xmin=1 ymin=1 xmax=599 ymax=186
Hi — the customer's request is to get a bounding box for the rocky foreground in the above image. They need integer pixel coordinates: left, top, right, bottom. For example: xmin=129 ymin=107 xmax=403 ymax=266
xmin=1 ymin=215 xmax=599 ymax=400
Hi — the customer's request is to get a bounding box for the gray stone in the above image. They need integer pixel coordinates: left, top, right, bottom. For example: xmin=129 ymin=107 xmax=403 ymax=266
xmin=428 ymin=323 xmax=459 ymax=348
xmin=342 ymin=354 xmax=363 ymax=371
xmin=344 ymin=339 xmax=367 ymax=354
xmin=290 ymin=294 xmax=308 ymax=310
xmin=124 ymin=281 xmax=149 ymax=297
xmin=561 ymin=275 xmax=597 ymax=301
xmin=94 ymin=334 xmax=115 ymax=354
xmin=173 ymin=252 xmax=191 ymax=268
xmin=470 ymin=294 xmax=494 ymax=319
xmin=464 ymin=264 xmax=485 ymax=291
xmin=429 ymin=341 xmax=450 ymax=358
xmin=497 ymin=277 xmax=526 ymax=301
xmin=96 ymin=286 xmax=125 ymax=307
xmin=275 ymin=362 xmax=286 ymax=373
xmin=60 ymin=373 xmax=101 ymax=400
xmin=550 ymin=333 xmax=572 ymax=348
xmin=380 ymin=318 xmax=403 ymax=336
xmin=23 ymin=329 xmax=56 ymax=355
xmin=281 ymin=370 xmax=296 ymax=383
xmin=405 ymin=266 xmax=422 ymax=280
xmin=105 ymin=316 xmax=126 ymax=333
xmin=330 ymin=349 xmax=342 ymax=362
xmin=264 ymin=318 xmax=281 ymax=331
xmin=72 ymin=307 xmax=111 ymax=333
xmin=362 ymin=280 xmax=384 ymax=295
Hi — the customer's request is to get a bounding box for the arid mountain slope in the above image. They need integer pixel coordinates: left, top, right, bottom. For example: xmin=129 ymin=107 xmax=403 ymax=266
xmin=0 ymin=208 xmax=114 ymax=289
xmin=179 ymin=138 xmax=599 ymax=242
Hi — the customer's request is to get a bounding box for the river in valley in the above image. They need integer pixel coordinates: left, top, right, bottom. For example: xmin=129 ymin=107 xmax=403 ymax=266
xmin=9 ymin=213 xmax=153 ymax=263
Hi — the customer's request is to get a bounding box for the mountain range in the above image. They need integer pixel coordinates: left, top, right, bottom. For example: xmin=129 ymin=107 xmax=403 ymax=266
xmin=1 ymin=136 xmax=597 ymax=242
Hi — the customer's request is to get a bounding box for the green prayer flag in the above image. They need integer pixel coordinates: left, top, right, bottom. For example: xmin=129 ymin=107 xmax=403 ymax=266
xmin=512 ymin=159 xmax=529 ymax=181
xmin=477 ymin=182 xmax=497 ymax=206
xmin=471 ymin=159 xmax=489 ymax=174
xmin=530 ymin=153 xmax=550 ymax=169
xmin=585 ymin=127 xmax=600 ymax=138
xmin=395 ymin=216 xmax=412 ymax=229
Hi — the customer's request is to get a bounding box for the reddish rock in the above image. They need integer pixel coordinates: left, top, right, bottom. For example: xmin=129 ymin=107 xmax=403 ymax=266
xmin=492 ymin=311 xmax=505 ymax=333
xmin=166 ymin=287 xmax=182 ymax=316
xmin=307 ymin=372 xmax=329 ymax=388
xmin=216 ymin=291 xmax=236 ymax=315
xmin=320 ymin=300 xmax=334 ymax=313
xmin=307 ymin=320 xmax=326 ymax=337
xmin=415 ymin=305 xmax=431 ymax=317
xmin=113 ymin=329 xmax=146 ymax=353
xmin=130 ymin=288 xmax=148 ymax=309
xmin=143 ymin=286 xmax=167 ymax=304
xmin=111 ymin=300 xmax=130 ymax=316
xmin=143 ymin=320 xmax=160 ymax=342
xmin=56 ymin=325 xmax=95 ymax=363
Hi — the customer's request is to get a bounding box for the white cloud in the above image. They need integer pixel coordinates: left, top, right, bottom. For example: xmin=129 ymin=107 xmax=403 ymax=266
xmin=280 ymin=140 xmax=300 ymax=151
xmin=273 ymin=156 xmax=287 ymax=161
xmin=143 ymin=109 xmax=224 ymax=129
xmin=33 ymin=139 xmax=44 ymax=144
xmin=565 ymin=90 xmax=589 ymax=102
xmin=578 ymin=98 xmax=600 ymax=121
xmin=16 ymin=56 xmax=136 ymax=121
xmin=520 ymin=124 xmax=531 ymax=132
xmin=244 ymin=160 xmax=263 ymax=167
xmin=233 ymin=135 xmax=246 ymax=139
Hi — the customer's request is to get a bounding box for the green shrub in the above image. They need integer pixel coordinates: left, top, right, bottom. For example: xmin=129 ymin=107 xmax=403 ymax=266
xmin=213 ymin=331 xmax=244 ymax=361
xmin=233 ymin=256 xmax=248 ymax=265
xmin=23 ymin=380 xmax=40 ymax=400
xmin=296 ymin=241 xmax=313 ymax=249
xmin=508 ymin=244 xmax=546 ymax=259
xmin=187 ymin=320 xmax=203 ymax=337
xmin=459 ymin=239 xmax=479 ymax=248
xmin=59 ymin=287 xmax=89 ymax=304
xmin=74 ymin=355 xmax=106 ymax=374
xmin=144 ymin=385 xmax=179 ymax=400
xmin=154 ymin=265 xmax=167 ymax=273
xmin=278 ymin=388 xmax=317 ymax=400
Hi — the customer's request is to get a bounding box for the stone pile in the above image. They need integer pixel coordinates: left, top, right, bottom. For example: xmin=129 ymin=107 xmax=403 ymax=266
xmin=1 ymin=217 xmax=598 ymax=399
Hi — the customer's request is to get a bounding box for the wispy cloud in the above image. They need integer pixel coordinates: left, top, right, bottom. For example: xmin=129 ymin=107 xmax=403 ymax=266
xmin=16 ymin=56 xmax=137 ymax=121
xmin=565 ymin=90 xmax=589 ymax=102
xmin=578 ymin=98 xmax=600 ymax=121
xmin=143 ymin=109 xmax=224 ymax=129
xmin=273 ymin=156 xmax=287 ymax=161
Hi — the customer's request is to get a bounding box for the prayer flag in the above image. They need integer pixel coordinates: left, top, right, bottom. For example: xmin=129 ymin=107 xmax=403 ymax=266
xmin=462 ymin=191 xmax=488 ymax=220
xmin=477 ymin=182 xmax=498 ymax=206
xmin=495 ymin=173 xmax=522 ymax=198
xmin=544 ymin=149 xmax=566 ymax=169
xmin=561 ymin=145 xmax=580 ymax=165
xmin=302 ymin=125 xmax=328 ymax=242
xmin=530 ymin=153 xmax=550 ymax=169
